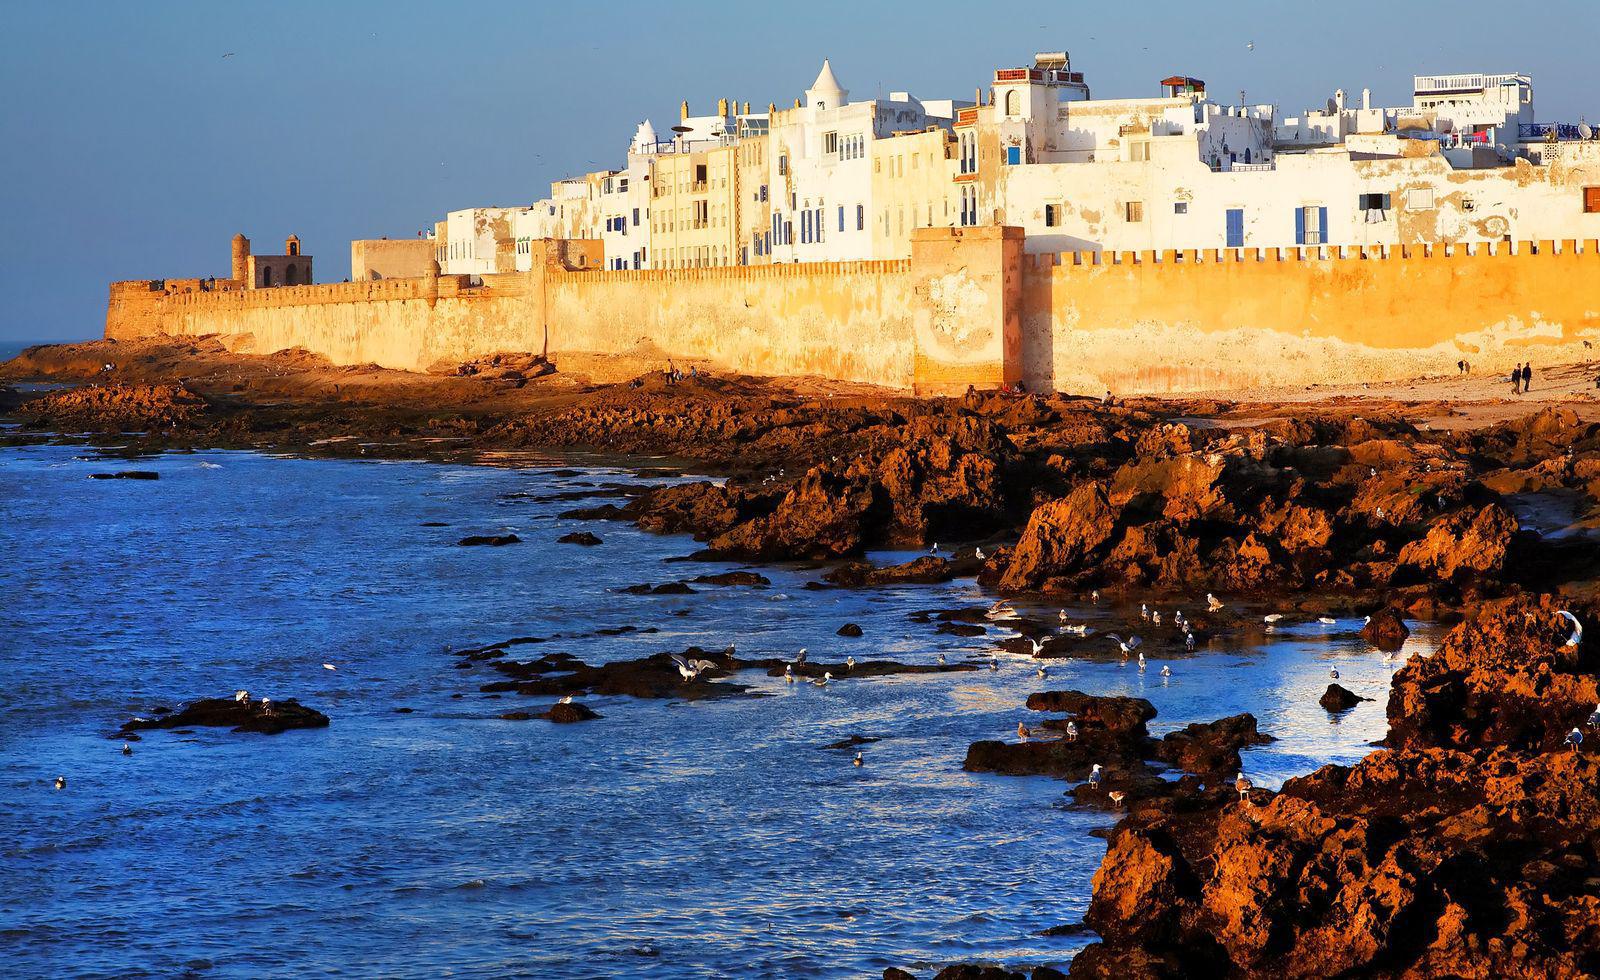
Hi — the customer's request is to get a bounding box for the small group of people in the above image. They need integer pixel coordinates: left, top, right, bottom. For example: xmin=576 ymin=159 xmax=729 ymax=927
xmin=1510 ymin=362 xmax=1535 ymax=394
xmin=1455 ymin=359 xmax=1472 ymax=375
xmin=662 ymin=360 xmax=697 ymax=385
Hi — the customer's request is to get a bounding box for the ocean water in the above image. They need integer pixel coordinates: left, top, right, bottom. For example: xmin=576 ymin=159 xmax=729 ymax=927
xmin=0 ymin=443 xmax=1436 ymax=978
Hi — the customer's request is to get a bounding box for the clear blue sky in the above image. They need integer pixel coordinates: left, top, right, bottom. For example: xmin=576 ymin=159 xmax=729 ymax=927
xmin=1 ymin=0 xmax=1594 ymax=342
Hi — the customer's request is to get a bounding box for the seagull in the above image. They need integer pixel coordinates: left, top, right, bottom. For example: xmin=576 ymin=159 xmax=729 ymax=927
xmin=1245 ymin=40 xmax=1255 ymax=51
xmin=1140 ymin=603 xmax=1150 ymax=621
xmin=930 ymin=542 xmax=939 ymax=554
xmin=1566 ymin=727 xmax=1584 ymax=752
xmin=1058 ymin=609 xmax=1069 ymax=622
xmin=1151 ymin=611 xmax=1162 ymax=626
xmin=1160 ymin=665 xmax=1172 ymax=677
xmin=221 ymin=52 xmax=236 ymax=59
xmin=989 ymin=657 xmax=999 ymax=671
xmin=937 ymin=653 xmax=947 ymax=666
xmin=558 ymin=695 xmax=574 ymax=704
xmin=975 ymin=546 xmax=985 ymax=560
xmin=1330 ymin=667 xmax=1340 ymax=680
xmin=846 ymin=656 xmax=856 ymax=670
xmin=1088 ymin=764 xmax=1103 ymax=789
xmin=1018 ymin=722 xmax=1030 ymax=740
xmin=1588 ymin=703 xmax=1600 ymax=729
xmin=1037 ymin=666 xmax=1048 ymax=679
xmin=1185 ymin=631 xmax=1196 ymax=651
xmin=853 ymin=751 xmax=863 ymax=766
xmin=795 ymin=648 xmax=808 ymax=665
xmin=234 ymin=690 xmax=250 ymax=703
xmin=1060 ymin=623 xmax=1092 ymax=636
xmin=1207 ymin=593 xmax=1224 ymax=612
xmin=121 ymin=743 xmax=133 ymax=756
xmin=260 ymin=698 xmax=273 ymax=713
xmin=1235 ymin=772 xmax=1253 ymax=802
xmin=812 ymin=671 xmax=833 ymax=687
xmin=1091 ymin=590 xmax=1100 ymax=603
xmin=1318 ymin=617 xmax=1337 ymax=625
xmin=322 ymin=663 xmax=337 ymax=671
xmin=1065 ymin=721 xmax=1079 ymax=742
xmin=1263 ymin=614 xmax=1284 ymax=624
xmin=54 ymin=776 xmax=66 ymax=791
xmin=1106 ymin=633 xmax=1142 ymax=656
xmin=1029 ymin=638 xmax=1046 ymax=658
xmin=1558 ymin=610 xmax=1583 ymax=648
xmin=784 ymin=665 xmax=796 ymax=684
xmin=671 ymin=654 xmax=718 ymax=681
xmin=1109 ymin=790 xmax=1126 ymax=807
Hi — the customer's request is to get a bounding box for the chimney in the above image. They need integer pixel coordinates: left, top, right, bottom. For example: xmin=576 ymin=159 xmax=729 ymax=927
xmin=717 ymin=97 xmax=729 ymax=117
xmin=1361 ymin=87 xmax=1371 ymax=110
xmin=680 ymin=100 xmax=690 ymax=120
xmin=743 ymin=101 xmax=751 ymax=114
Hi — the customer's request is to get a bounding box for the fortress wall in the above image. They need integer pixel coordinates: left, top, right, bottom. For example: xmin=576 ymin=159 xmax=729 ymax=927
xmin=546 ymin=259 xmax=916 ymax=387
xmin=108 ymin=233 xmax=1600 ymax=395
xmin=1021 ymin=240 xmax=1600 ymax=394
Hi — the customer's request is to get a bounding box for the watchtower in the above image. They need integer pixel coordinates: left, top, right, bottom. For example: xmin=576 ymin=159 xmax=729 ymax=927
xmin=231 ymin=233 xmax=250 ymax=282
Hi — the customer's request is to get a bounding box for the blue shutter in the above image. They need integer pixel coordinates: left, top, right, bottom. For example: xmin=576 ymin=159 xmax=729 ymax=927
xmin=1006 ymin=146 xmax=1021 ymax=165
xmin=1294 ymin=207 xmax=1305 ymax=246
xmin=838 ymin=206 xmax=845 ymax=232
xmin=1225 ymin=209 xmax=1244 ymax=248
xmin=1318 ymin=207 xmax=1328 ymax=244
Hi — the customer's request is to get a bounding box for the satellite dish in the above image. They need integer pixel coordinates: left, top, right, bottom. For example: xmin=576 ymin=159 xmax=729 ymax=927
xmin=670 ymin=125 xmax=692 ymax=133
xmin=1581 ymin=120 xmax=1594 ymax=141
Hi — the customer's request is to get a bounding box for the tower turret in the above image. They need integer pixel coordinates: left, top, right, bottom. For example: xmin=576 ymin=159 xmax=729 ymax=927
xmin=231 ymin=233 xmax=250 ymax=282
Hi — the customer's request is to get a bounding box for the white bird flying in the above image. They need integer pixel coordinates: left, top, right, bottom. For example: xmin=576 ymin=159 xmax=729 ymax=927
xmin=1106 ymin=633 xmax=1142 ymax=656
xmin=1029 ymin=638 xmax=1046 ymax=658
xmin=1558 ymin=610 xmax=1583 ymax=648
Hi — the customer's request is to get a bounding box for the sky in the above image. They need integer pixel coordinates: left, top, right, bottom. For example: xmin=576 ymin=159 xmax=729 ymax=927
xmin=1 ymin=0 xmax=1595 ymax=343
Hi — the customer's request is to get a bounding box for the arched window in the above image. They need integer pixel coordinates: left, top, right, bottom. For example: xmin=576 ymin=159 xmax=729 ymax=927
xmin=287 ymin=239 xmax=299 ymax=256
xmin=285 ymin=264 xmax=297 ymax=285
xmin=261 ymin=267 xmax=273 ymax=287
xmin=1005 ymin=90 xmax=1021 ymax=116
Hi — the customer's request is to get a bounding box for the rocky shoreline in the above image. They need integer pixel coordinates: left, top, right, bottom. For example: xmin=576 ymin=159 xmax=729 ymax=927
xmin=7 ymin=338 xmax=1600 ymax=976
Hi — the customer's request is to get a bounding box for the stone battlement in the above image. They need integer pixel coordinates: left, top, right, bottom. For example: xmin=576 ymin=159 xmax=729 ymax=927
xmin=106 ymin=228 xmax=1600 ymax=394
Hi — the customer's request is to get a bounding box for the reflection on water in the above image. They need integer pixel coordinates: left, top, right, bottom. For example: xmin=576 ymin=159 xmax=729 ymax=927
xmin=0 ymin=445 xmax=1435 ymax=978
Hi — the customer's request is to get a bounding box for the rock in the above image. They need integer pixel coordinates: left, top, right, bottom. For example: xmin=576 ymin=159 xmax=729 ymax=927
xmin=691 ymin=571 xmax=770 ymax=587
xmin=1318 ymin=683 xmax=1370 ymax=712
xmin=999 ymin=483 xmax=1119 ymax=591
xmin=499 ymin=710 xmax=535 ymax=721
xmin=1359 ymin=606 xmax=1410 ymax=651
xmin=121 ymin=697 xmax=328 ymax=736
xmin=89 ymin=471 xmax=160 ymax=480
xmin=623 ymin=581 xmax=695 ymax=595
xmin=823 ymin=734 xmax=880 ymax=750
xmin=540 ymin=702 xmax=601 ymax=723
xmin=836 ymin=623 xmax=863 ymax=637
xmin=458 ymin=534 xmax=521 ymax=547
xmin=557 ymin=531 xmax=603 ymax=546
xmin=883 ymin=970 xmax=918 ymax=980
xmin=16 ymin=382 xmax=206 ymax=430
xmin=1025 ymin=691 xmax=1156 ymax=736
xmin=1155 ymin=714 xmax=1274 ymax=775
xmin=1395 ymin=503 xmax=1518 ymax=581
xmin=932 ymin=967 xmax=1025 ymax=980
xmin=826 ymin=556 xmax=954 ymax=587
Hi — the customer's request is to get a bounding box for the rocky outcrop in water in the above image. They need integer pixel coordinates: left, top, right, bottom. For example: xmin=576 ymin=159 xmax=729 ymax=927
xmin=121 ymin=696 xmax=329 ymax=736
xmin=1070 ymin=600 xmax=1600 ymax=978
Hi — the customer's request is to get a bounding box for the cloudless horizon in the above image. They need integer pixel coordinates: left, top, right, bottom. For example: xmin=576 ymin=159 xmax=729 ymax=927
xmin=2 ymin=0 xmax=1595 ymax=343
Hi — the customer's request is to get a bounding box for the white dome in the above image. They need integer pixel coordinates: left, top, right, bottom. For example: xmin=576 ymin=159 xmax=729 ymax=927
xmin=805 ymin=59 xmax=847 ymax=109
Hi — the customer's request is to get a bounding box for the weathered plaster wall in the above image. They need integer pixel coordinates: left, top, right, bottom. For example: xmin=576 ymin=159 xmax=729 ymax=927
xmin=1022 ymin=241 xmax=1600 ymax=394
xmin=351 ymin=239 xmax=438 ymax=281
xmin=910 ymin=226 xmax=1022 ymax=394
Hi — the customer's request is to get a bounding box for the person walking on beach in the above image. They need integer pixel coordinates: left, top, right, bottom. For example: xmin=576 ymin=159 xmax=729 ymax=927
xmin=1457 ymin=359 xmax=1465 ymax=375
xmin=1512 ymin=363 xmax=1524 ymax=394
xmin=1522 ymin=362 xmax=1533 ymax=393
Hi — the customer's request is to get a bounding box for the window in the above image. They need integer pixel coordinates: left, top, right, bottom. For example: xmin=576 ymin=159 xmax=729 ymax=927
xmin=1407 ymin=188 xmax=1435 ymax=211
xmin=1044 ymin=204 xmax=1059 ymax=227
xmin=838 ymin=206 xmax=845 ymax=232
xmin=1124 ymin=201 xmax=1144 ymax=222
xmin=857 ymin=204 xmax=865 ymax=230
xmin=824 ymin=131 xmax=838 ymax=155
xmin=778 ymin=155 xmax=788 ymax=176
xmin=1225 ymin=208 xmax=1244 ymax=248
xmin=1357 ymin=192 xmax=1392 ymax=211
xmin=1130 ymin=141 xmax=1150 ymax=162
xmin=1295 ymin=206 xmax=1327 ymax=245
xmin=1173 ymin=202 xmax=1188 ymax=215
xmin=632 ymin=207 xmax=640 ymax=226
xmin=1585 ymin=187 xmax=1600 ymax=214
xmin=759 ymin=184 xmax=768 ymax=203
xmin=1004 ymin=90 xmax=1021 ymax=116
xmin=1006 ymin=145 xmax=1022 ymax=166
xmin=1462 ymin=197 xmax=1477 ymax=213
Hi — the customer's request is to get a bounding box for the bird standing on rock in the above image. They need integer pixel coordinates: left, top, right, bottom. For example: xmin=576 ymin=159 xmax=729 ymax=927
xmin=1587 ymin=703 xmax=1600 ymax=730
xmin=1029 ymin=638 xmax=1045 ymax=658
xmin=1018 ymin=722 xmax=1030 ymax=741
xmin=1065 ymin=721 xmax=1079 ymax=742
xmin=1109 ymin=791 xmax=1126 ymax=808
xmin=975 ymin=546 xmax=985 ymax=560
xmin=1088 ymin=764 xmax=1103 ymax=789
xmin=1567 ymin=728 xmax=1585 ymax=752
xmin=795 ymin=648 xmax=808 ymax=665
xmin=1330 ymin=667 xmax=1340 ymax=680
xmin=1207 ymin=593 xmax=1224 ymax=612
xmin=235 ymin=690 xmax=250 ymax=703
xmin=1140 ymin=603 xmax=1150 ymax=621
xmin=846 ymin=656 xmax=856 ymax=670
xmin=1235 ymin=772 xmax=1253 ymax=803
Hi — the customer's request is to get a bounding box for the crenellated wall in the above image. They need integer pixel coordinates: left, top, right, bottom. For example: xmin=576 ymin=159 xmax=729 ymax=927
xmin=106 ymin=231 xmax=1600 ymax=394
xmin=1020 ymin=238 xmax=1600 ymax=394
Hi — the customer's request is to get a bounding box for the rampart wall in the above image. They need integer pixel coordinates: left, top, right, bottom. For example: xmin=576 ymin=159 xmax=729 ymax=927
xmin=106 ymin=231 xmax=1600 ymax=394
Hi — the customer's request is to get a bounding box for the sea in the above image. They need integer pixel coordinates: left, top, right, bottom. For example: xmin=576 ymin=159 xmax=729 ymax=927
xmin=0 ymin=440 xmax=1436 ymax=978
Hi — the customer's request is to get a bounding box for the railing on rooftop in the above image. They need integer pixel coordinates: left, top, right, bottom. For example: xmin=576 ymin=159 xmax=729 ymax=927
xmin=1413 ymin=73 xmax=1528 ymax=93
xmin=994 ymin=68 xmax=1084 ymax=85
xmin=1519 ymin=122 xmax=1593 ymax=142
